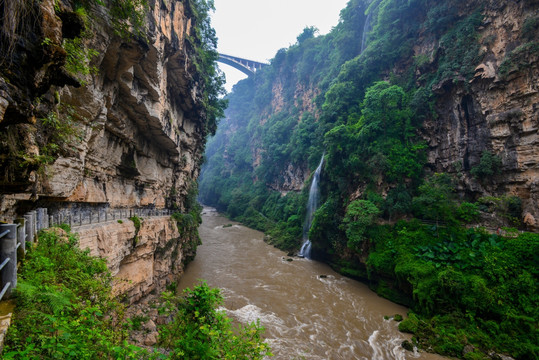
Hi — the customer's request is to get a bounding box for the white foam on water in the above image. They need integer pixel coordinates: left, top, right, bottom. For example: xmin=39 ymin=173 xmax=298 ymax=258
xmin=226 ymin=304 xmax=285 ymax=329
xmin=336 ymin=342 xmax=357 ymax=358
xmin=218 ymin=287 xmax=250 ymax=309
xmin=368 ymin=330 xmax=383 ymax=360
xmin=390 ymin=336 xmax=408 ymax=360
xmin=366 ymin=320 xmax=413 ymax=360
xmin=254 ymin=283 xmax=274 ymax=291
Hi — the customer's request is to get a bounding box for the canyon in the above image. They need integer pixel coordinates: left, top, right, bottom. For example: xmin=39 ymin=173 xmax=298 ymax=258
xmin=199 ymin=1 xmax=538 ymax=358
xmin=0 ymin=0 xmax=537 ymax=358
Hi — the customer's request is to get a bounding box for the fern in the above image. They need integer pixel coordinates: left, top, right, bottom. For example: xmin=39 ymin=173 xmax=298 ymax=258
xmin=37 ymin=286 xmax=73 ymax=315
xmin=16 ymin=281 xmax=72 ymax=315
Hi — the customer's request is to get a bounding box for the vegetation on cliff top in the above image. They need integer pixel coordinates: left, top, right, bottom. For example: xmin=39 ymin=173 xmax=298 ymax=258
xmin=2 ymin=226 xmax=271 ymax=359
xmin=199 ymin=0 xmax=539 ymax=358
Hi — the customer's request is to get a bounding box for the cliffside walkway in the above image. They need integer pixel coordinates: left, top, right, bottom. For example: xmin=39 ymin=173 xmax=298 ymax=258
xmin=52 ymin=208 xmax=173 ymax=230
xmin=0 ymin=207 xmax=173 ymax=299
xmin=0 ymin=207 xmax=174 ymax=350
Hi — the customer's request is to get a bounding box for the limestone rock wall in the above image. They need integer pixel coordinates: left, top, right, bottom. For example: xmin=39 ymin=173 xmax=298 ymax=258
xmin=418 ymin=0 xmax=539 ymax=229
xmin=0 ymin=0 xmax=209 ymax=302
xmin=48 ymin=0 xmax=204 ymax=210
xmin=0 ymin=0 xmax=206 ymax=214
xmin=76 ymin=216 xmax=196 ymax=303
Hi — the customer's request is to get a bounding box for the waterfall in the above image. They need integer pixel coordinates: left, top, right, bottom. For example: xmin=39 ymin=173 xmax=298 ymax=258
xmin=299 ymin=155 xmax=324 ymax=259
xmin=360 ymin=11 xmax=372 ymax=54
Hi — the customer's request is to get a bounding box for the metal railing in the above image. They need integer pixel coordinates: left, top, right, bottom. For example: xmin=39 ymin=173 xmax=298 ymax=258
xmin=49 ymin=208 xmax=173 ymax=228
xmin=0 ymin=207 xmax=173 ymax=301
xmin=0 ymin=226 xmax=16 ymax=301
xmin=0 ymin=208 xmax=44 ymax=301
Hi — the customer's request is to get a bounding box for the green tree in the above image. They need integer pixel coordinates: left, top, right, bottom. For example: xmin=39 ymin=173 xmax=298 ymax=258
xmin=188 ymin=0 xmax=228 ymax=136
xmin=412 ymin=173 xmax=456 ymax=223
xmin=470 ymin=151 xmax=502 ymax=179
xmin=342 ymin=200 xmax=380 ymax=250
xmin=296 ymin=26 xmax=319 ymax=44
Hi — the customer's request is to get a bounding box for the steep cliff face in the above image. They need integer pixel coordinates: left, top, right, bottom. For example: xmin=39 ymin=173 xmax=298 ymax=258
xmin=76 ymin=216 xmax=198 ymax=303
xmin=202 ymin=0 xmax=538 ymax=230
xmin=199 ymin=2 xmax=538 ymax=355
xmin=199 ymin=0 xmax=539 ymax=262
xmin=419 ymin=0 xmax=539 ymax=230
xmin=0 ymin=0 xmax=209 ymax=217
xmin=0 ymin=0 xmax=219 ymax=301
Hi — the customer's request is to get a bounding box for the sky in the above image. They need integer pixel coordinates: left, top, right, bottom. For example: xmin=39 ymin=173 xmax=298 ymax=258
xmin=211 ymin=0 xmax=351 ymax=93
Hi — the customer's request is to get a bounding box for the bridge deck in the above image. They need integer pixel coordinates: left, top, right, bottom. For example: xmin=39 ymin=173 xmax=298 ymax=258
xmin=217 ymin=53 xmax=268 ymax=75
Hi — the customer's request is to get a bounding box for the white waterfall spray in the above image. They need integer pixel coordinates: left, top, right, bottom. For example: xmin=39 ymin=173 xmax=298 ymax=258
xmin=299 ymin=155 xmax=324 ymax=259
xmin=360 ymin=11 xmax=372 ymax=54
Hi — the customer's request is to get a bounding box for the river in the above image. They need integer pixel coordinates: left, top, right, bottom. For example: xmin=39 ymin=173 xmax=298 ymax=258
xmin=178 ymin=207 xmax=446 ymax=360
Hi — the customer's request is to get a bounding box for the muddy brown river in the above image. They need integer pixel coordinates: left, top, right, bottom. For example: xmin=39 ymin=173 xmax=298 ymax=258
xmin=178 ymin=207 xmax=446 ymax=360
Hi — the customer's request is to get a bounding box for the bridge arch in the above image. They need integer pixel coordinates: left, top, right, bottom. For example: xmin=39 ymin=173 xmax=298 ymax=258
xmin=217 ymin=53 xmax=268 ymax=76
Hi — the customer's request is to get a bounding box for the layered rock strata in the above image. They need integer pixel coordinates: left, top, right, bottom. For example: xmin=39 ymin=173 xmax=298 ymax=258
xmin=0 ymin=0 xmax=210 ymax=301
xmin=419 ymin=0 xmax=539 ymax=229
xmin=76 ymin=216 xmax=197 ymax=303
xmin=0 ymin=0 xmax=206 ymax=214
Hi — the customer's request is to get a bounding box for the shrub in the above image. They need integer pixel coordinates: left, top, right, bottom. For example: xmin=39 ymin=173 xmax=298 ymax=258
xmin=412 ymin=173 xmax=456 ymax=223
xmin=521 ymin=16 xmax=539 ymax=41
xmin=470 ymin=151 xmax=502 ymax=179
xmin=399 ymin=312 xmax=420 ymax=333
xmin=129 ymin=215 xmax=141 ymax=231
xmin=2 ymin=228 xmax=148 ymax=359
xmin=158 ymin=282 xmax=272 ymax=359
xmin=498 ymin=42 xmax=539 ymax=77
xmin=457 ymin=202 xmax=480 ymax=223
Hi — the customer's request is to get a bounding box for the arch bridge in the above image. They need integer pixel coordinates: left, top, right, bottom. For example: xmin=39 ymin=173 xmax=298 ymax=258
xmin=217 ymin=53 xmax=268 ymax=75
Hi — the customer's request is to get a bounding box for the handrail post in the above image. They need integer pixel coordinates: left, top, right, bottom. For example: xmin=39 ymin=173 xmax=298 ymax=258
xmin=24 ymin=213 xmax=34 ymax=244
xmin=30 ymin=211 xmax=37 ymax=240
xmin=0 ymin=224 xmax=18 ymax=299
xmin=15 ymin=218 xmax=26 ymax=259
xmin=36 ymin=209 xmax=43 ymax=232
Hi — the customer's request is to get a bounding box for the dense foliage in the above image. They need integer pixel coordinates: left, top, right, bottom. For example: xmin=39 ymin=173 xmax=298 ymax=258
xmin=187 ymin=0 xmax=228 ymax=136
xmin=2 ymin=227 xmax=270 ymax=359
xmin=367 ymin=218 xmax=539 ymax=359
xmin=2 ymin=227 xmax=146 ymax=359
xmin=158 ymin=282 xmax=272 ymax=359
xmin=200 ymin=0 xmax=539 ymax=358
